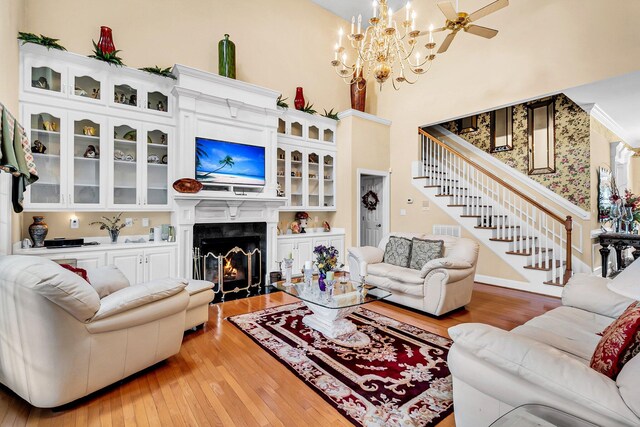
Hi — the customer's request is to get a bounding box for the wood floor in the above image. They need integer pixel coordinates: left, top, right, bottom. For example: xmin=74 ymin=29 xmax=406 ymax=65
xmin=0 ymin=283 xmax=560 ymax=427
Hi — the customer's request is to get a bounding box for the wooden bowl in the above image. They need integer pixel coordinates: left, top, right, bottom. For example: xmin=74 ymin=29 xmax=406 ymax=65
xmin=172 ymin=178 xmax=203 ymax=193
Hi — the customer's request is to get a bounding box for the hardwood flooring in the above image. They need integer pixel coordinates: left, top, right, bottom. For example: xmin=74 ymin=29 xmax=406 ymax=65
xmin=0 ymin=283 xmax=560 ymax=427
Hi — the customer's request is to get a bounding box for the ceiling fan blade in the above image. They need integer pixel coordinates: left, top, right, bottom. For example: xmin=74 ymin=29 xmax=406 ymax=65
xmin=468 ymin=0 xmax=509 ymax=22
xmin=437 ymin=2 xmax=458 ymax=21
xmin=465 ymin=24 xmax=499 ymax=39
xmin=437 ymin=32 xmax=457 ymax=54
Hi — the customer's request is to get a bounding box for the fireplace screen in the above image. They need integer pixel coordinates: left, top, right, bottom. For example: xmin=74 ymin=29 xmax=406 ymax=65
xmin=193 ymin=238 xmax=262 ymax=301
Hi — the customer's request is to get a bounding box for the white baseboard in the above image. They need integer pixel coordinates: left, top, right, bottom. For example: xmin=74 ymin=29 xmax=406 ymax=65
xmin=474 ymin=274 xmax=563 ymax=297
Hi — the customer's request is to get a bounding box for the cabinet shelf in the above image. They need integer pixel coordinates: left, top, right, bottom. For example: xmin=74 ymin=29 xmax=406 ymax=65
xmin=74 ymin=134 xmax=100 ymax=141
xmin=147 ymin=143 xmax=168 ymax=148
xmin=31 ymin=129 xmax=60 ymax=137
xmin=33 ymin=153 xmax=60 ymax=159
xmin=74 ymin=156 xmax=99 ymax=161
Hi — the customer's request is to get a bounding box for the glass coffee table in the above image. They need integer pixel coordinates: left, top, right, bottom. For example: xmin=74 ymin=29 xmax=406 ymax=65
xmin=270 ymin=277 xmax=391 ymax=347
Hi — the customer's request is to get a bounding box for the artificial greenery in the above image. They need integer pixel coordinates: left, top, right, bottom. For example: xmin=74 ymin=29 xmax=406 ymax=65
xmin=322 ymin=108 xmax=340 ymax=121
xmin=17 ymin=32 xmax=66 ymax=50
xmin=139 ymin=66 xmax=176 ymax=79
xmin=276 ymin=94 xmax=289 ymax=109
xmin=301 ymin=102 xmax=317 ymax=115
xmin=89 ymin=212 xmax=127 ymax=233
xmin=89 ymin=40 xmax=125 ymax=66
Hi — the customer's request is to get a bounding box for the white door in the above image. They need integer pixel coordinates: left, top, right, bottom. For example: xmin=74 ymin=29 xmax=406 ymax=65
xmin=329 ymin=237 xmax=346 ymax=266
xmin=145 ymin=248 xmax=174 ymax=281
xmin=360 ymin=176 xmax=384 ymax=247
xmin=108 ymin=249 xmax=144 ymax=284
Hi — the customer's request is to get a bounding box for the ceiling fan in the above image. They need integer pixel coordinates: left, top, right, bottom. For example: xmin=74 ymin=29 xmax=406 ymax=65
xmin=430 ymin=0 xmax=509 ymax=54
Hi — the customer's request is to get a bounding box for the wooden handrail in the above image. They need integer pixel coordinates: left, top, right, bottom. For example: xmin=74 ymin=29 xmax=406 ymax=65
xmin=419 ymin=127 xmax=573 ymax=283
xmin=419 ymin=128 xmax=569 ymax=225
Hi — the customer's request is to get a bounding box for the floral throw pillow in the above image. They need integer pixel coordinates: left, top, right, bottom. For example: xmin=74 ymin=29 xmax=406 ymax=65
xmin=409 ymin=238 xmax=444 ymax=270
xmin=590 ymin=301 xmax=640 ymax=379
xmin=383 ymin=236 xmax=412 ymax=268
xmin=59 ymin=263 xmax=90 ymax=283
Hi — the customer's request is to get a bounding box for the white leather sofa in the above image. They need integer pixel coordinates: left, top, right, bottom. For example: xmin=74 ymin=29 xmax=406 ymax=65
xmin=448 ymin=270 xmax=640 ymax=426
xmin=348 ymin=233 xmax=479 ymax=316
xmin=0 ymin=255 xmax=211 ymax=408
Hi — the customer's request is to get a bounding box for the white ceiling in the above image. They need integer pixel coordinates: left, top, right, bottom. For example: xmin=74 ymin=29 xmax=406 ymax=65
xmin=311 ymin=0 xmax=407 ymax=21
xmin=564 ymin=71 xmax=640 ymax=148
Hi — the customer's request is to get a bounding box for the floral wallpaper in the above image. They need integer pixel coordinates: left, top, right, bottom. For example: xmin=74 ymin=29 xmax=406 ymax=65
xmin=436 ymin=94 xmax=590 ymax=210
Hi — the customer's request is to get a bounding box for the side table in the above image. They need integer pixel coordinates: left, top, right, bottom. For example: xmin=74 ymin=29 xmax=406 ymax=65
xmin=598 ymin=232 xmax=640 ymax=278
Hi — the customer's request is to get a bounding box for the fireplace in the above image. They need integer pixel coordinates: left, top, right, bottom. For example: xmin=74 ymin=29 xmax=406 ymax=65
xmin=192 ymin=222 xmax=268 ymax=302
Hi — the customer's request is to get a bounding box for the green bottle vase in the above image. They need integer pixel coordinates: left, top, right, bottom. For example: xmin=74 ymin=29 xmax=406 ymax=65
xmin=218 ymin=34 xmax=236 ymax=79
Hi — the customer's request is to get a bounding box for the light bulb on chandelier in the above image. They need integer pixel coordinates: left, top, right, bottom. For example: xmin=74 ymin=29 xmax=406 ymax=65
xmin=330 ymin=0 xmax=437 ymax=90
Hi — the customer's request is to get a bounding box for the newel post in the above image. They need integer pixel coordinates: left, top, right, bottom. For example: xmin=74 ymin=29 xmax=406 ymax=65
xmin=563 ymin=215 xmax=573 ymax=285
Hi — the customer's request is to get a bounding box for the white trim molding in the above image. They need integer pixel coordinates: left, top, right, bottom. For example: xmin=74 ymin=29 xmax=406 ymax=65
xmin=338 ymin=109 xmax=392 ymax=126
xmin=433 ymin=126 xmax=591 ymax=220
xmin=588 ymin=104 xmax=637 ymax=148
xmin=0 ymin=173 xmax=10 ymax=255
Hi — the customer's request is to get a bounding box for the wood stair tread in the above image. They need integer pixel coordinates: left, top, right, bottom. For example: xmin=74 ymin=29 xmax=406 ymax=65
xmin=543 ymin=278 xmax=565 ymax=287
xmin=461 ymin=214 xmax=508 ymax=218
xmin=490 ymin=236 xmax=538 ymax=242
xmin=505 ymin=248 xmax=552 ymax=256
xmin=475 ymin=225 xmax=520 ymax=230
xmin=524 ymin=260 xmax=564 ymax=271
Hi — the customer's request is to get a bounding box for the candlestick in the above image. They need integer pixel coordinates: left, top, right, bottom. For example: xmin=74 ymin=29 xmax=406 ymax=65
xmin=342 ymin=53 xmax=347 ymax=69
xmin=339 ymin=27 xmax=343 ymax=46
xmin=388 ymin=8 xmax=393 ymax=27
xmin=372 ymin=0 xmax=377 ymax=18
xmin=406 ymin=1 xmax=411 ymax=21
xmin=429 ymin=24 xmax=434 ymax=44
xmin=304 ymin=260 xmax=313 ymax=269
xmin=415 ymin=51 xmax=421 ymax=64
xmin=351 ymin=16 xmax=355 ymax=34
xmin=412 ymin=11 xmax=417 ymax=31
xmin=357 ymin=14 xmax=362 ymax=33
xmin=334 ymin=44 xmax=338 ymax=61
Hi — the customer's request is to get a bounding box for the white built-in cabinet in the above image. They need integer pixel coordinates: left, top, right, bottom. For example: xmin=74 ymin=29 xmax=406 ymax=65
xmin=17 ymin=243 xmax=177 ymax=285
xmin=277 ymin=110 xmax=337 ymax=211
xmin=20 ymin=43 xmax=174 ymax=211
xmin=276 ymin=230 xmax=345 ymax=276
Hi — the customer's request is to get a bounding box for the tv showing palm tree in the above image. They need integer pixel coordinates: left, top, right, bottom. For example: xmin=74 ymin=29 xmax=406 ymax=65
xmin=195 ymin=137 xmax=266 ymax=186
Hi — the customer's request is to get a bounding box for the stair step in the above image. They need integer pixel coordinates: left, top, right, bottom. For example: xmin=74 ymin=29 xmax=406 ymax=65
xmin=461 ymin=214 xmax=508 ymax=218
xmin=524 ymin=260 xmax=564 ymax=272
xmin=447 ymin=204 xmax=467 ymax=207
xmin=422 ymin=178 xmax=459 ymax=183
xmin=490 ymin=236 xmax=538 ymax=242
xmin=505 ymin=248 xmax=552 ymax=256
xmin=475 ymin=225 xmax=520 ymax=230
xmin=543 ymin=278 xmax=565 ymax=287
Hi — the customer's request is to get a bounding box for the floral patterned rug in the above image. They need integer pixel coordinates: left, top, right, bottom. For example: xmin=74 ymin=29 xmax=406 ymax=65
xmin=227 ymin=303 xmax=453 ymax=426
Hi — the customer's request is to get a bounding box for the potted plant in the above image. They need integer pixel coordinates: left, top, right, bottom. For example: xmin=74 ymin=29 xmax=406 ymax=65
xmin=89 ymin=212 xmax=127 ymax=243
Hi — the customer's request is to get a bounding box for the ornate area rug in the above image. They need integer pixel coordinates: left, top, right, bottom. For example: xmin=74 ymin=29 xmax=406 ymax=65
xmin=227 ymin=303 xmax=453 ymax=426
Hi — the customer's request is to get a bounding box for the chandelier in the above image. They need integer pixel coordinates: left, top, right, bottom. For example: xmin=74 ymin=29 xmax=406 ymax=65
xmin=331 ymin=0 xmax=437 ymax=90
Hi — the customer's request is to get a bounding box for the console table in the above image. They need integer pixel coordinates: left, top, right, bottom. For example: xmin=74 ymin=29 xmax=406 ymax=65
xmin=599 ymin=232 xmax=640 ymax=277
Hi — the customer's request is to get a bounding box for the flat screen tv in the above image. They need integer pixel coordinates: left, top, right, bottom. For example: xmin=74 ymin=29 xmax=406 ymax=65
xmin=195 ymin=137 xmax=266 ymax=186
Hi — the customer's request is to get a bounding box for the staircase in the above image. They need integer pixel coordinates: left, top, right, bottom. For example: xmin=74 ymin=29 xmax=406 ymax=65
xmin=414 ymin=129 xmax=573 ymax=291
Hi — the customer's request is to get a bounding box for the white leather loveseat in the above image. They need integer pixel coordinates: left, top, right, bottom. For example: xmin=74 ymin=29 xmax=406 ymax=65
xmin=348 ymin=233 xmax=479 ymax=316
xmin=448 ymin=269 xmax=640 ymax=426
xmin=0 ymin=255 xmax=212 ymax=408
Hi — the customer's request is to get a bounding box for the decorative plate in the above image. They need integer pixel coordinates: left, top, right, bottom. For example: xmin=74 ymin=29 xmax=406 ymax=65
xmin=172 ymin=178 xmax=203 ymax=193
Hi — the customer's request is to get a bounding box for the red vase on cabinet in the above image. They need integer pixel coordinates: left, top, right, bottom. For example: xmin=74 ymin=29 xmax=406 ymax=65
xmin=97 ymin=26 xmax=116 ymax=54
xmin=294 ymin=87 xmax=305 ymax=110
xmin=350 ymin=69 xmax=366 ymax=112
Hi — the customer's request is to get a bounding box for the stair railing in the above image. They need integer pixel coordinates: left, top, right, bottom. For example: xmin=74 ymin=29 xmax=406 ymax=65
xmin=418 ymin=128 xmax=573 ymax=285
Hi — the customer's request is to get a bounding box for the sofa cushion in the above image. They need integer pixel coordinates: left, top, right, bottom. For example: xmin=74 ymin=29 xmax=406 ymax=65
xmin=368 ymin=263 xmax=424 ymax=285
xmin=590 ymin=301 xmax=640 ymax=379
xmin=366 ymin=274 xmax=424 ymax=297
xmin=409 ymin=238 xmax=443 ymax=270
xmin=383 ymin=236 xmax=412 ymax=268
xmin=617 ymin=354 xmax=640 ymax=418
xmin=512 ymin=306 xmax=611 ymax=362
xmin=60 ymin=264 xmax=89 ymax=282
xmin=86 ymin=265 xmax=130 ymax=298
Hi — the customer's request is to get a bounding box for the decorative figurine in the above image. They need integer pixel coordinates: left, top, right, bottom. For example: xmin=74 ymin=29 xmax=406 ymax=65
xmin=323 ymin=220 xmax=331 ymax=232
xmin=157 ymin=100 xmax=165 ymax=112
xmin=113 ymin=149 xmax=125 ymax=160
xmin=276 ymin=182 xmax=284 ymax=197
xmin=129 ymin=94 xmax=137 ymax=106
xmin=161 ymin=155 xmax=168 ymax=164
xmin=160 ymin=134 xmax=167 ymax=145
xmin=91 ymin=88 xmax=100 ymax=99
xmin=147 ymin=154 xmax=160 ymax=163
xmin=290 ymin=221 xmax=300 ymax=234
xmin=74 ymin=87 xmax=88 ymax=97
xmin=295 ymin=211 xmax=310 ymax=233
xmin=32 ymin=77 xmax=49 ymax=90
xmin=83 ymin=145 xmax=99 ymax=158
xmin=31 ymin=140 xmax=46 ymax=154
xmin=83 ymin=126 xmax=96 ymax=136
xmin=42 ymin=121 xmax=57 ymax=131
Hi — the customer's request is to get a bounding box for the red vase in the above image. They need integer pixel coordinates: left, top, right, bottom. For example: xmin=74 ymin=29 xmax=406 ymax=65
xmin=294 ymin=87 xmax=305 ymax=110
xmin=97 ymin=26 xmax=116 ymax=54
xmin=350 ymin=69 xmax=366 ymax=112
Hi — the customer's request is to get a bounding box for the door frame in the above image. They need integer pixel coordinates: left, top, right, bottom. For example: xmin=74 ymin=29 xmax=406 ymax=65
xmin=356 ymin=168 xmax=390 ymax=247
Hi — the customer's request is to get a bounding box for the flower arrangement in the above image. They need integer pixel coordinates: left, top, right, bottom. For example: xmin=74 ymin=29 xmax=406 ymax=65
xmin=89 ymin=212 xmax=127 ymax=243
xmin=609 ymin=178 xmax=640 ymax=230
xmin=313 ymin=245 xmax=341 ymax=276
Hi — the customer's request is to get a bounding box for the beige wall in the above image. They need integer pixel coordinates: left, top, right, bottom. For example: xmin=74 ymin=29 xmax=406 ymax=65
xmin=22 ymin=211 xmax=171 ymax=241
xmin=1 ymin=0 xmax=26 ymax=246
xmin=374 ymin=0 xmax=640 ymax=277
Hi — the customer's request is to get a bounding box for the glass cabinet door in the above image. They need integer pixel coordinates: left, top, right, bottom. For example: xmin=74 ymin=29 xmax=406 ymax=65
xmin=29 ymin=64 xmax=64 ymax=96
xmin=289 ymin=149 xmax=303 ymax=208
xmin=26 ymin=109 xmax=64 ymax=205
xmin=144 ymin=127 xmax=169 ymax=206
xmin=71 ymin=116 xmax=103 ymax=205
xmin=277 ymin=147 xmax=286 ymax=202
xmin=112 ymin=122 xmax=140 ymax=206
xmin=147 ymin=91 xmax=169 ymax=114
xmin=322 ymin=154 xmax=335 ymax=209
xmin=308 ymin=151 xmax=320 ymax=208
xmin=113 ymin=83 xmax=139 ymax=108
xmin=70 ymin=73 xmax=103 ymax=103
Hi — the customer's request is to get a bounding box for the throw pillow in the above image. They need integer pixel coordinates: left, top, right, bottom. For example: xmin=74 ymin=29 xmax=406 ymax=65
xmin=383 ymin=236 xmax=412 ymax=268
xmin=590 ymin=301 xmax=640 ymax=379
xmin=409 ymin=238 xmax=444 ymax=270
xmin=60 ymin=264 xmax=89 ymax=283
xmin=86 ymin=265 xmax=131 ymax=299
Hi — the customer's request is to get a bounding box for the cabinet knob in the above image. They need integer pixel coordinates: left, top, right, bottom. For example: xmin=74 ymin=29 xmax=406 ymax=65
xmin=145 ymin=256 xmax=149 ymax=264
xmin=139 ymin=255 xmax=143 ymax=264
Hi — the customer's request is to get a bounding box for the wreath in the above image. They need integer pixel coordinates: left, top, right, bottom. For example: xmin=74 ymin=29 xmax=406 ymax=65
xmin=362 ymin=190 xmax=379 ymax=211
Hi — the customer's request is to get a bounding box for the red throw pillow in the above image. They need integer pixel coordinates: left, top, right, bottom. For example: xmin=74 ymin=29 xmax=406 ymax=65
xmin=590 ymin=301 xmax=640 ymax=379
xmin=59 ymin=264 xmax=90 ymax=283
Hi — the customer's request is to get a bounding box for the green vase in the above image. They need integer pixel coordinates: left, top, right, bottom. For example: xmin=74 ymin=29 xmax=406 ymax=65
xmin=218 ymin=34 xmax=236 ymax=79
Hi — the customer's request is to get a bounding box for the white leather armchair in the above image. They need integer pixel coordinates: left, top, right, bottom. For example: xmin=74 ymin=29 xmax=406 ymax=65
xmin=348 ymin=233 xmax=479 ymax=316
xmin=0 ymin=255 xmax=190 ymax=408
